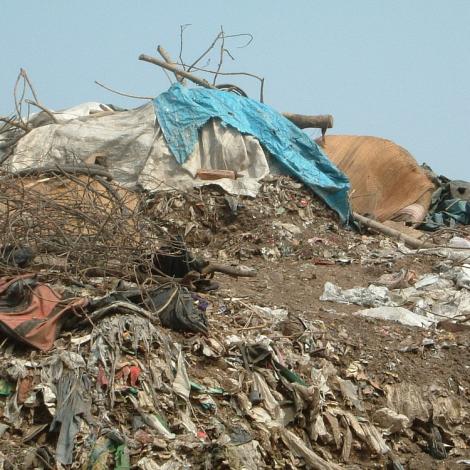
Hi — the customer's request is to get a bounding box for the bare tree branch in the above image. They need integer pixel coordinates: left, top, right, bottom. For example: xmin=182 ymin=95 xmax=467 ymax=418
xmin=25 ymin=99 xmax=59 ymax=124
xmin=20 ymin=68 xmax=39 ymax=103
xmin=13 ymin=72 xmax=25 ymax=125
xmin=213 ymin=26 xmax=226 ymax=85
xmin=181 ymin=63 xmax=265 ymax=102
xmin=139 ymin=54 xmax=216 ymax=89
xmin=181 ymin=63 xmax=263 ymax=82
xmin=0 ymin=116 xmax=30 ymax=132
xmin=178 ymin=24 xmax=191 ymax=71
xmin=223 ymin=32 xmax=254 ymax=48
xmin=157 ymin=45 xmax=182 ymax=84
xmin=187 ymin=31 xmax=223 ymax=73
xmin=94 ymin=80 xmax=153 ymax=100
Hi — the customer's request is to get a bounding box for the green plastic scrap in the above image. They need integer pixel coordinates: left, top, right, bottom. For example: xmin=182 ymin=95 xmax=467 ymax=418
xmin=190 ymin=381 xmax=224 ymax=395
xmin=273 ymin=361 xmax=307 ymax=386
xmin=114 ymin=445 xmax=130 ymax=470
xmin=86 ymin=436 xmax=113 ymax=470
xmin=154 ymin=412 xmax=171 ymax=431
xmin=0 ymin=379 xmax=13 ymax=397
xmin=85 ymin=437 xmax=130 ymax=470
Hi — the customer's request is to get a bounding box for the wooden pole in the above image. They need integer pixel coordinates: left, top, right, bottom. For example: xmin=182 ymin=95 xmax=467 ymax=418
xmin=139 ymin=54 xmax=216 ymax=89
xmin=157 ymin=46 xmax=185 ymax=83
xmin=282 ymin=113 xmax=333 ymax=130
xmin=353 ymin=212 xmax=435 ymax=249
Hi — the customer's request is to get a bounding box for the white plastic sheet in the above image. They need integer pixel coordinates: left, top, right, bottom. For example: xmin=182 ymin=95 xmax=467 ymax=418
xmin=353 ymin=306 xmax=433 ymax=328
xmin=7 ymin=103 xmax=270 ymax=197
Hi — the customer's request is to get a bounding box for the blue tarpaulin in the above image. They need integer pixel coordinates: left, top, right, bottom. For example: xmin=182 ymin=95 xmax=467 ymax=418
xmin=154 ymin=83 xmax=351 ymax=223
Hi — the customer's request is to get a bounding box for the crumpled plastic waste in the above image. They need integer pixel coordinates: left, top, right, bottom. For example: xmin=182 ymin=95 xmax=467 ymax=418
xmin=148 ymin=242 xmax=218 ymax=292
xmin=150 ymin=242 xmax=206 ymax=278
xmin=84 ymin=433 xmax=130 ymax=470
xmin=147 ymin=285 xmax=208 ymax=335
xmin=320 ymin=281 xmax=392 ymax=307
xmin=47 ymin=351 xmax=92 ymax=465
xmin=376 ymin=268 xmax=416 ymax=289
xmin=419 ymin=167 xmax=470 ymax=230
xmin=353 ymin=306 xmax=433 ymax=328
xmin=321 ymin=263 xmax=470 ymax=327
xmin=0 ymin=245 xmax=35 ymax=268
xmin=448 ymin=236 xmax=470 ymax=249
xmin=372 ymin=408 xmax=410 ymax=434
xmin=88 ymin=283 xmax=208 ymax=335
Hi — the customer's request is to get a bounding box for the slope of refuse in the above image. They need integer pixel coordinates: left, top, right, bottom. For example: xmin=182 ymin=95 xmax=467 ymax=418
xmin=0 ymin=173 xmax=469 ymax=469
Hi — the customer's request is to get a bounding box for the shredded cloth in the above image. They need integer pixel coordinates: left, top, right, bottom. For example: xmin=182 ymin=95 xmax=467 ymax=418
xmin=0 ymin=275 xmax=87 ymax=351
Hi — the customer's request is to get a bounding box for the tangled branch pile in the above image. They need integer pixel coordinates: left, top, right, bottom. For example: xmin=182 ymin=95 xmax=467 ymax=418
xmin=0 ymin=168 xmax=166 ymax=282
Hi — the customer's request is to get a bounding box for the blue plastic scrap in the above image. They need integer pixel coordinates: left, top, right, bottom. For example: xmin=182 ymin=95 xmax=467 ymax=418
xmin=154 ymin=83 xmax=351 ymax=222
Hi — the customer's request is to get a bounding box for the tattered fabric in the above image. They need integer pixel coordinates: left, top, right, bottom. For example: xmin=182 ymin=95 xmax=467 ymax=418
xmin=0 ymin=275 xmax=88 ymax=351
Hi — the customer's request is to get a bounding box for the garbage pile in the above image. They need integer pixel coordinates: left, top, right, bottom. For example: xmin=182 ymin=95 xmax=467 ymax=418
xmin=0 ymin=41 xmax=469 ymax=468
xmin=321 ymin=262 xmax=470 ymax=328
xmin=0 ymin=171 xmax=468 ymax=468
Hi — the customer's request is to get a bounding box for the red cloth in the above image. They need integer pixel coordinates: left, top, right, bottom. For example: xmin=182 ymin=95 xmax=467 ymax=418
xmin=0 ymin=275 xmax=87 ymax=351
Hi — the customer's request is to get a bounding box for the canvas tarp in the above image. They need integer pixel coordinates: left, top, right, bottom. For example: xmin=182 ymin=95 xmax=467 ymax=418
xmin=6 ymin=102 xmax=270 ymax=197
xmin=319 ymin=135 xmax=436 ymax=222
xmin=155 ymin=83 xmax=351 ymax=222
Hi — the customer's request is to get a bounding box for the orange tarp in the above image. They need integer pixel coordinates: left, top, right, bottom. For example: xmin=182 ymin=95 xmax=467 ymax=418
xmin=319 ymin=135 xmax=435 ymax=222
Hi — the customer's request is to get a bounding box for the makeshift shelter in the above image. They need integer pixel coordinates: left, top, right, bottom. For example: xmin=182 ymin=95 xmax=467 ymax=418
xmin=6 ymin=85 xmax=351 ymax=222
xmin=319 ymin=135 xmax=436 ymax=223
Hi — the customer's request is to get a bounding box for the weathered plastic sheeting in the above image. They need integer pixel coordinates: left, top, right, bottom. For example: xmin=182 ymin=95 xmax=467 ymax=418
xmin=155 ymin=84 xmax=351 ymax=222
xmin=7 ymin=103 xmax=270 ymax=197
xmin=319 ymin=135 xmax=435 ymax=222
xmin=419 ymin=165 xmax=470 ymax=229
xmin=321 ymin=265 xmax=470 ymax=328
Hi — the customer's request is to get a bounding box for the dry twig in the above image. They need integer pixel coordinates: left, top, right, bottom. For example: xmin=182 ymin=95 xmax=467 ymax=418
xmin=94 ymin=80 xmax=153 ymax=100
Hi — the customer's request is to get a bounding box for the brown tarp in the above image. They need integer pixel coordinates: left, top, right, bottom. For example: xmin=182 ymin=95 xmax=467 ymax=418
xmin=319 ymin=135 xmax=436 ymax=222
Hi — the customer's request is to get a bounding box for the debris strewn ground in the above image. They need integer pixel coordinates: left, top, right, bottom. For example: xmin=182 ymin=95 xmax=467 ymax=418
xmin=0 ymin=174 xmax=469 ymax=469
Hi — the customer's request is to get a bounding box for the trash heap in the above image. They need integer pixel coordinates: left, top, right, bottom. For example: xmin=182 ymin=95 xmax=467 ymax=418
xmin=0 ymin=48 xmax=469 ymax=468
xmin=0 ymin=170 xmax=469 ymax=469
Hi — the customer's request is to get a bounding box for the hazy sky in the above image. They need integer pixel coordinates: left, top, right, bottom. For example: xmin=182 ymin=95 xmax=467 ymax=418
xmin=1 ymin=1 xmax=468 ymax=179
